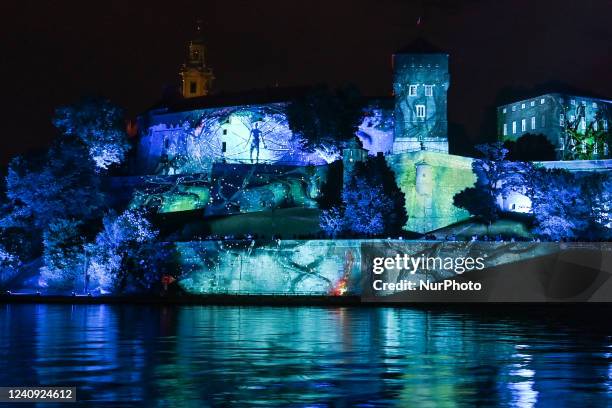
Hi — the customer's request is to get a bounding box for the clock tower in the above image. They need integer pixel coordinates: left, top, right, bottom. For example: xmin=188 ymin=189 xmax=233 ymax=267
xmin=180 ymin=22 xmax=214 ymax=98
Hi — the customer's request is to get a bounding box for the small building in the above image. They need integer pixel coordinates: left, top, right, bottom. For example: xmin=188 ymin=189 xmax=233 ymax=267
xmin=497 ymin=93 xmax=612 ymax=160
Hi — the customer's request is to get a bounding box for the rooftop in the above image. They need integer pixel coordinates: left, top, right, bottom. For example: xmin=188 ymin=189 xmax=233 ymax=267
xmin=147 ymin=86 xmax=392 ymax=115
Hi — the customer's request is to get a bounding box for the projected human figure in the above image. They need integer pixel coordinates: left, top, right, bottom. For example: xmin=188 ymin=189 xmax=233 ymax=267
xmin=249 ymin=122 xmax=264 ymax=163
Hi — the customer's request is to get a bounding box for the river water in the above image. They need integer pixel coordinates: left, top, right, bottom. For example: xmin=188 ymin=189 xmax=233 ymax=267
xmin=1 ymin=304 xmax=611 ymax=407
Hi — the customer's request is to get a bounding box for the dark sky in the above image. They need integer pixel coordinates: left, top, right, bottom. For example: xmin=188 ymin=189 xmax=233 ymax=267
xmin=1 ymin=0 xmax=611 ymax=163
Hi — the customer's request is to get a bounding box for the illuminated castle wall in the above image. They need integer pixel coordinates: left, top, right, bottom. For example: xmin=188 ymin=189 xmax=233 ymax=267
xmin=137 ymin=101 xmax=318 ymax=175
xmin=387 ymin=151 xmax=475 ymax=232
xmin=136 ymin=96 xmax=394 ymax=176
xmin=497 ymin=93 xmax=611 ymax=160
xmin=392 ymin=39 xmax=449 ymax=154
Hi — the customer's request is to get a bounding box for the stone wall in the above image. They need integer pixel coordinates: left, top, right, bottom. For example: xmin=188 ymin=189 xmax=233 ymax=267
xmin=386 ymin=151 xmax=475 ymax=233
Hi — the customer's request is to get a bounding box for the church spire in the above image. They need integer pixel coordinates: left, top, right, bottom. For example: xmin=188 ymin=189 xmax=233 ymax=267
xmin=179 ymin=20 xmax=214 ymax=98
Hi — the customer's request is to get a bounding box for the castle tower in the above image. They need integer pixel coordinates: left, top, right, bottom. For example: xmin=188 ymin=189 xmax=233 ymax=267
xmin=342 ymin=137 xmax=369 ymax=188
xmin=392 ymin=38 xmax=449 ymax=154
xmin=180 ymin=22 xmax=214 ymax=98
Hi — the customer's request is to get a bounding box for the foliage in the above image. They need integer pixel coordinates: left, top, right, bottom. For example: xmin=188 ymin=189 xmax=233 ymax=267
xmin=319 ymin=207 xmax=345 ymax=237
xmin=0 ymin=242 xmax=20 ymax=289
xmin=86 ymin=209 xmax=159 ymax=292
xmin=528 ymin=170 xmax=589 ymax=240
xmin=504 ymin=133 xmax=556 ymax=161
xmin=2 ymin=142 xmax=103 ymax=232
xmin=320 ymin=155 xmax=406 ymax=237
xmin=453 ymin=187 xmax=498 ymax=224
xmin=53 ymin=97 xmax=130 ymax=170
xmin=351 ymin=154 xmax=407 ymax=234
xmin=342 ymin=178 xmax=390 ymax=235
xmin=287 ymin=85 xmax=364 ymax=152
xmin=0 ymin=243 xmax=19 ymax=269
xmin=560 ymin=104 xmax=609 ymax=160
xmin=40 ymin=219 xmax=86 ymax=289
xmin=577 ymin=172 xmax=612 ymax=239
xmin=453 ymin=143 xmax=529 ymax=225
xmin=523 ymin=169 xmax=612 ymax=240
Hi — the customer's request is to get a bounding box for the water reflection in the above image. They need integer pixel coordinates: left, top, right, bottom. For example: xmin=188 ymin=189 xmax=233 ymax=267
xmin=0 ymin=304 xmax=611 ymax=407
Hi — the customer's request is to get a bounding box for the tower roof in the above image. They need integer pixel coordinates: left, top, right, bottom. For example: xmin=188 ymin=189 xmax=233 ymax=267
xmin=394 ymin=38 xmax=445 ymax=55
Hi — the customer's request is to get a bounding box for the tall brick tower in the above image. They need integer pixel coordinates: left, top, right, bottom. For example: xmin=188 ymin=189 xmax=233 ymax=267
xmin=392 ymin=38 xmax=449 ymax=154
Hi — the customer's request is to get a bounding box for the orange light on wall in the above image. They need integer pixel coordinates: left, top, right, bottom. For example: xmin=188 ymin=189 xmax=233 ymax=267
xmin=126 ymin=118 xmax=138 ymax=138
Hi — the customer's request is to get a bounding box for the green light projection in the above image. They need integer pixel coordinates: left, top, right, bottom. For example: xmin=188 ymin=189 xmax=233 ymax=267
xmin=386 ymin=151 xmax=476 ymax=233
xmin=177 ymin=240 xmax=362 ymax=295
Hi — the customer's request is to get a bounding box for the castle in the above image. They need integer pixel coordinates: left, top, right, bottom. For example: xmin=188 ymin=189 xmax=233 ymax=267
xmin=131 ymin=32 xmax=611 ymax=234
xmin=135 ymin=36 xmax=452 ymax=175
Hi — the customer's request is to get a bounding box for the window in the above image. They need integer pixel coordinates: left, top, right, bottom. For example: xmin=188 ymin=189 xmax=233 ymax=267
xmin=502 ymin=108 xmax=507 ymax=114
xmin=503 ymin=123 xmax=508 ymax=136
xmin=512 ymin=121 xmax=517 ymax=134
xmin=512 ymin=105 xmax=517 ymax=112
xmin=540 ymin=98 xmax=545 ymax=104
xmin=415 ymin=104 xmax=426 ymax=118
xmin=531 ymin=116 xmax=536 ymax=130
xmin=570 ymin=99 xmax=576 ymax=105
xmin=560 ymin=114 xmax=565 ymax=126
xmin=604 ymin=120 xmax=609 ymax=131
xmin=424 ymin=85 xmax=433 ymax=96
xmin=521 ymin=103 xmax=526 ymax=109
xmin=222 ymin=142 xmax=227 ymax=153
xmin=593 ymin=102 xmax=598 ymax=108
xmin=408 ymin=85 xmax=418 ymax=96
xmin=570 ymin=114 xmax=575 ymax=123
xmin=594 ymin=121 xmax=598 ymax=131
xmin=580 ymin=118 xmax=586 ymax=131
xmin=521 ymin=119 xmax=526 ymax=132
xmin=581 ymin=101 xmax=586 ymax=106
xmin=222 ymin=129 xmax=227 ymax=135
xmin=530 ymin=101 xmax=535 ymax=107
xmin=541 ymin=115 xmax=546 ymax=127
xmin=189 ymin=81 xmax=197 ymax=94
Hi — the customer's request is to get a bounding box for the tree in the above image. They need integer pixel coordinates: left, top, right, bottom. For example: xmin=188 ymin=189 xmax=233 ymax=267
xmin=453 ymin=187 xmax=498 ymax=224
xmin=53 ymin=97 xmax=130 ymax=170
xmin=0 ymin=242 xmax=20 ymax=289
xmin=287 ymin=85 xmax=364 ymax=153
xmin=570 ymin=172 xmax=611 ymax=240
xmin=40 ymin=219 xmax=86 ymax=289
xmin=320 ymin=155 xmax=406 ymax=237
xmin=319 ymin=207 xmax=344 ymax=237
xmin=353 ymin=154 xmax=407 ymax=234
xmin=504 ymin=133 xmax=556 ymax=161
xmin=342 ymin=177 xmax=391 ymax=235
xmin=453 ymin=143 xmax=529 ymax=225
xmin=529 ymin=169 xmax=589 ymax=240
xmin=86 ymin=209 xmax=158 ymax=292
xmin=524 ymin=168 xmax=612 ymax=241
xmin=2 ymin=142 xmax=103 ymax=232
xmin=0 ymin=243 xmax=19 ymax=269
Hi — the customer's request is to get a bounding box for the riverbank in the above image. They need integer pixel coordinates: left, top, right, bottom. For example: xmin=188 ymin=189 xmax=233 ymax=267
xmin=0 ymin=293 xmax=362 ymax=306
xmin=3 ymin=293 xmax=612 ymax=308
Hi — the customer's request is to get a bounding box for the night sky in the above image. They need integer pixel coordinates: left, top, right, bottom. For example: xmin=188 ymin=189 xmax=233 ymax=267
xmin=1 ymin=0 xmax=611 ymax=163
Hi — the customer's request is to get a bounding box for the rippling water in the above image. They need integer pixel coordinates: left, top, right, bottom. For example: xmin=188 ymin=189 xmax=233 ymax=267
xmin=1 ymin=304 xmax=611 ymax=407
